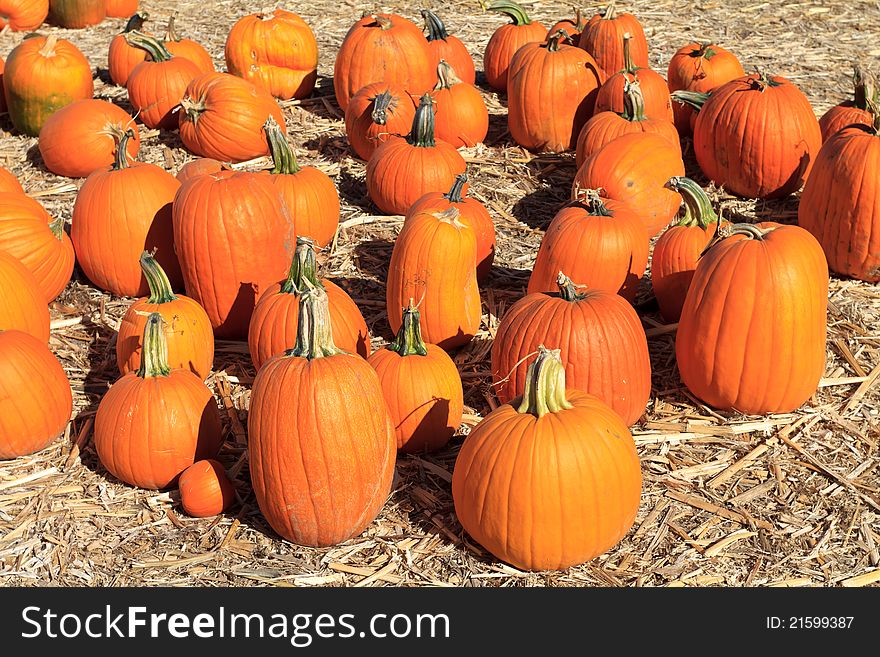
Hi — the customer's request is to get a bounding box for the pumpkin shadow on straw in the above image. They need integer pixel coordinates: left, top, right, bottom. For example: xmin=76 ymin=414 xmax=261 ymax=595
xmin=336 ymin=168 xmax=374 ymax=213
xmin=511 ymin=184 xmax=569 ymax=230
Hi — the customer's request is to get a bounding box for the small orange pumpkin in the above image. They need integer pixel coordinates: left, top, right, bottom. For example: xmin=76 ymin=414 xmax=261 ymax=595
xmin=162 ymin=13 xmax=214 ymax=74
xmin=431 ymin=60 xmax=488 ymax=148
xmin=594 ymin=32 xmax=672 ymax=122
xmin=178 ymin=459 xmax=235 ymax=517
xmin=483 ymin=1 xmax=547 ymax=92
xmin=344 ymin=81 xmax=417 ymax=161
xmin=577 ymin=4 xmax=649 ymax=79
xmin=421 ymin=9 xmax=475 ymax=85
xmin=107 ymin=12 xmax=150 ymax=87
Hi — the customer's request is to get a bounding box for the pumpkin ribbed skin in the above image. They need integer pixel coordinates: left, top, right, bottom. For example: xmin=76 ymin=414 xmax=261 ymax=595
xmin=176 ymin=158 xmax=230 ymax=183
xmin=820 ymin=105 xmax=873 ymax=143
xmin=0 ymin=193 xmax=74 ymax=302
xmin=508 ymin=33 xmax=603 ymax=153
xmin=0 ymin=0 xmax=49 ymax=31
xmin=344 ymin=82 xmax=417 ymax=161
xmin=172 ymin=170 xmax=296 ymax=339
xmin=4 ymin=35 xmax=94 ymax=137
xmin=431 ymin=61 xmax=488 ymax=148
xmin=676 ymin=223 xmax=829 ymax=414
xmin=163 ymin=16 xmax=214 ymax=75
xmin=105 ymin=0 xmax=137 ymax=18
xmin=421 ymin=9 xmax=475 ymax=85
xmin=38 ymin=99 xmax=139 ymax=178
xmin=550 ymin=11 xmax=588 ymax=45
xmin=48 ymin=0 xmax=104 ymax=27
xmin=799 ymin=125 xmax=880 ymax=281
xmin=483 ymin=1 xmax=547 ymax=92
xmin=107 ymin=14 xmax=149 ymax=86
xmin=573 ymin=132 xmax=684 ymax=236
xmin=178 ymin=72 xmax=286 ymax=163
xmin=0 ymin=330 xmax=72 ymax=460
xmin=577 ymin=6 xmax=648 ymax=78
xmin=333 ymin=13 xmax=434 ymax=112
xmin=0 ymin=252 xmax=50 ymax=342
xmin=0 ymin=166 xmax=24 ymax=194
xmin=454 ymin=348 xmax=642 ymax=571
xmin=688 ymin=74 xmax=822 ymax=199
xmin=179 ymin=459 xmax=235 ymax=517
xmin=225 ymin=9 xmax=317 ymax=100
xmin=528 ymin=196 xmax=648 ymax=302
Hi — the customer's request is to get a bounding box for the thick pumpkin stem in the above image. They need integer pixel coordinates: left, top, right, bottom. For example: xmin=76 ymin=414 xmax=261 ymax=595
xmin=574 ymin=188 xmax=613 ymax=216
xmin=486 ymin=0 xmax=532 ymax=25
xmin=727 ymin=223 xmax=768 ymax=240
xmin=444 ymin=173 xmax=467 ymax=203
xmin=370 ymin=14 xmax=393 ymax=30
xmin=389 ymin=300 xmax=429 ymax=357
xmin=125 ymin=30 xmax=174 ymax=62
xmin=622 ymin=79 xmax=648 ymax=122
xmin=435 ymin=60 xmax=463 ymax=90
xmin=137 ymin=312 xmax=171 ymax=378
xmin=39 ymin=35 xmax=59 ymax=57
xmin=370 ymin=89 xmax=397 ymax=126
xmin=408 ymin=94 xmax=437 ymax=148
xmin=291 ymin=284 xmax=344 ymax=360
xmin=421 ymin=8 xmax=449 ymax=41
xmin=671 ymin=89 xmax=709 ymax=112
xmin=516 ymin=346 xmax=573 ymax=418
xmin=545 ymin=30 xmax=568 ymax=52
xmin=666 ymin=177 xmax=720 ymax=229
xmin=164 ymin=12 xmax=181 ymax=42
xmin=264 ymin=116 xmax=300 ymax=174
xmin=435 ymin=205 xmax=464 ymax=227
xmin=122 ymin=12 xmax=148 ymax=33
xmin=280 ymin=237 xmax=324 ymax=295
xmin=621 ymin=32 xmax=637 ymax=73
xmin=112 ymin=129 xmax=136 ymax=170
xmin=556 ymin=272 xmax=586 ymax=302
xmin=180 ymin=93 xmax=207 ymax=124
xmin=140 ymin=251 xmax=178 ymax=304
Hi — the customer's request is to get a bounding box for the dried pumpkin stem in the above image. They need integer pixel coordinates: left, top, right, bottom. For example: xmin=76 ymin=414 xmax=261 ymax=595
xmin=421 ymin=8 xmax=449 ymax=41
xmin=39 ymin=35 xmax=59 ymax=57
xmin=435 ymin=60 xmax=462 ymax=89
xmin=603 ymin=2 xmax=617 ymax=20
xmin=444 ymin=173 xmax=468 ymax=203
xmin=408 ymin=94 xmax=437 ymax=148
xmin=164 ymin=12 xmax=180 ymax=42
xmin=556 ymin=272 xmax=586 ymax=302
xmin=125 ymin=30 xmax=174 ymax=62
xmin=486 ymin=1 xmax=532 ymax=25
xmin=666 ymin=177 xmax=720 ymax=229
xmin=389 ymin=301 xmax=429 ymax=357
xmin=281 ymin=237 xmax=324 ymax=295
xmin=370 ymin=14 xmax=393 ymax=30
xmin=112 ymin=129 xmax=136 ymax=171
xmin=291 ymin=285 xmax=344 ymax=360
xmin=140 ymin=251 xmax=178 ymax=304
xmin=621 ymin=32 xmax=636 ymax=73
xmin=546 ymin=30 xmax=568 ymax=52
xmin=137 ymin=312 xmax=171 ymax=378
xmin=622 ymin=79 xmax=647 ymax=121
xmin=49 ymin=216 xmax=66 ymax=242
xmin=370 ymin=89 xmax=397 ymax=125
xmin=516 ymin=346 xmax=573 ymax=418
xmin=264 ymin=116 xmax=300 ymax=174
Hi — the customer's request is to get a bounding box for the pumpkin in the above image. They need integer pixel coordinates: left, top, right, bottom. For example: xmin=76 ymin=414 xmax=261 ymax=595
xmin=819 ymin=65 xmax=876 ymax=143
xmin=179 ymin=72 xmax=286 ymax=163
xmin=483 ymin=0 xmax=547 ymax=92
xmin=162 ymin=13 xmax=214 ymax=74
xmin=105 ymin=0 xmax=137 ymax=19
xmin=38 ymin=99 xmax=139 ymax=178
xmin=107 ymin=12 xmax=149 ymax=87
xmin=652 ymin=177 xmax=728 ymax=322
xmin=248 ymin=236 xmax=370 ymax=370
xmin=333 ymin=13 xmax=434 ymax=112
xmin=528 ymin=191 xmax=648 ymax=303
xmin=507 ymin=30 xmax=603 ymax=152
xmin=0 ymin=193 xmax=74 ymax=302
xmin=421 ymin=9 xmax=475 ymax=85
xmin=577 ymin=3 xmax=649 ymax=79
xmin=368 ymin=301 xmax=463 ymax=452
xmin=594 ymin=32 xmax=672 ymax=122
xmin=573 ymin=131 xmax=684 ymax=236
xmin=454 ymin=346 xmax=642 ymax=571
xmin=47 ymin=0 xmax=104 ymax=28
xmin=172 ymin=169 xmax=295 ymax=339
xmin=666 ymin=41 xmax=745 ymax=135
xmin=343 ymin=81 xmax=417 ymax=161
xmin=71 ymin=129 xmax=182 ymax=298
xmin=407 ymin=173 xmax=495 ymax=281
xmin=0 ymin=252 xmax=50 ymax=342
xmin=248 ymin=285 xmax=396 ymax=547
xmin=0 ymin=330 xmax=72 ymax=460
xmin=673 ymin=73 xmax=822 ymax=199
xmin=386 ymin=205 xmax=480 ymax=350
xmin=116 ymin=250 xmax=214 ymax=378
xmin=0 ymin=166 xmax=24 ymax=195
xmin=178 ymin=459 xmax=235 ymax=517
xmin=176 ymin=158 xmax=230 ymax=183
xmin=431 ymin=60 xmax=489 ymax=148
xmin=225 ymin=8 xmax=317 ymax=100
xmin=677 ymin=223 xmax=828 ymax=414
xmin=550 ymin=8 xmax=588 ymax=45
xmin=576 ymin=78 xmax=680 ymax=168
xmin=799 ymin=118 xmax=880 ymax=282
xmin=3 ymin=35 xmax=94 ymax=138
xmin=125 ymin=31 xmax=202 ymax=130
xmin=0 ymin=56 xmax=6 ymax=114
xmin=95 ymin=312 xmax=223 ymax=490
xmin=263 ymin=116 xmax=340 ymax=248
xmin=366 ymin=93 xmax=466 ymax=215
xmin=0 ymin=0 xmax=49 ymax=31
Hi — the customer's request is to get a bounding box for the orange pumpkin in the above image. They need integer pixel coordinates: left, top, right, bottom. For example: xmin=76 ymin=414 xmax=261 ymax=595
xmin=0 ymin=0 xmax=49 ymax=31
xmin=47 ymin=0 xmax=104 ymax=28
xmin=105 ymin=0 xmax=137 ymax=18
xmin=386 ymin=206 xmax=480 ymax=350
xmin=454 ymin=347 xmax=642 ymax=571
xmin=483 ymin=1 xmax=547 ymax=92
xmin=71 ymin=129 xmax=182 ymax=298
xmin=344 ymin=81 xmax=417 ymax=161
xmin=594 ymin=32 xmax=672 ymax=122
xmin=0 ymin=330 xmax=72 ymax=460
xmin=368 ymin=302 xmax=463 ymax=452
xmin=819 ymin=66 xmax=876 ymax=143
xmin=0 ymin=56 xmax=6 ymax=114
xmin=162 ymin=13 xmax=214 ymax=74
xmin=95 ymin=312 xmax=223 ymax=490
xmin=3 ymin=35 xmax=94 ymax=137
xmin=38 ymin=99 xmax=139 ymax=178
xmin=107 ymin=12 xmax=149 ymax=87
xmin=116 ymin=251 xmax=214 ymax=379
xmin=179 ymin=72 xmax=286 ymax=163
xmin=0 ymin=252 xmax=50 ymax=342
xmin=224 ymin=8 xmax=317 ymax=100
xmin=421 ymin=9 xmax=475 ymax=85
xmin=577 ymin=4 xmax=649 ymax=79
xmin=175 ymin=158 xmax=230 ymax=184
xmin=178 ymin=459 xmax=235 ymax=517
xmin=550 ymin=9 xmax=588 ymax=44
xmin=431 ymin=60 xmax=488 ymax=148
xmin=248 ymin=286 xmax=396 ymax=547
xmin=0 ymin=166 xmax=24 ymax=195
xmin=248 ymin=236 xmax=370 ymax=370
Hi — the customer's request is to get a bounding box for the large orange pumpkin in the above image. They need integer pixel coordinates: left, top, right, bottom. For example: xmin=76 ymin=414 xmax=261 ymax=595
xmin=162 ymin=13 xmax=214 ymax=74
xmin=421 ymin=9 xmax=475 ymax=85
xmin=225 ymin=8 xmax=317 ymax=100
xmin=178 ymin=459 xmax=235 ymax=517
xmin=431 ymin=60 xmax=488 ymax=148
xmin=95 ymin=312 xmax=223 ymax=490
xmin=172 ymin=170 xmax=295 ymax=339
xmin=577 ymin=4 xmax=648 ymax=79
xmin=107 ymin=12 xmax=149 ymax=87
xmin=676 ymin=223 xmax=829 ymax=414
xmin=71 ymin=130 xmax=182 ymax=298
xmin=819 ymin=66 xmax=876 ymax=143
xmin=0 ymin=251 xmax=50 ymax=342
xmin=105 ymin=0 xmax=137 ymax=18
xmin=0 ymin=0 xmax=49 ymax=31
xmin=248 ymin=286 xmax=396 ymax=547
xmin=594 ymin=32 xmax=672 ymax=122
xmin=483 ymin=0 xmax=547 ymax=92
xmin=47 ymin=0 xmax=104 ymax=28
xmin=0 ymin=330 xmax=72 ymax=460
xmin=247 ymin=236 xmax=370 ymax=370
xmin=333 ymin=13 xmax=434 ymax=112
xmin=454 ymin=347 xmax=642 ymax=571
xmin=343 ymin=81 xmax=417 ymax=161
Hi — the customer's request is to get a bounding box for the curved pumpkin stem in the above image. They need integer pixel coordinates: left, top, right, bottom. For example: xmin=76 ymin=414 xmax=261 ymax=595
xmin=291 ymin=284 xmax=344 ymax=360
xmin=574 ymin=187 xmax=613 ymax=216
xmin=264 ymin=116 xmax=300 ymax=174
xmin=389 ymin=300 xmax=429 ymax=357
xmin=516 ymin=346 xmax=573 ymax=418
xmin=370 ymin=89 xmax=397 ymax=126
xmin=421 ymin=8 xmax=449 ymax=41
xmin=112 ymin=129 xmax=136 ymax=171
xmin=749 ymin=70 xmax=782 ymax=90
xmin=164 ymin=12 xmax=181 ymax=42
xmin=369 ymin=14 xmax=393 ymax=30
xmin=121 ymin=12 xmax=149 ymax=34
xmin=140 ymin=251 xmax=178 ymax=304
xmin=665 ymin=177 xmax=720 ymax=229
xmin=137 ymin=312 xmax=171 ymax=378
xmin=435 ymin=60 xmax=463 ymax=90
xmin=556 ymin=272 xmax=586 ymax=302
xmin=622 ymin=79 xmax=648 ymax=121
xmin=280 ymin=237 xmax=325 ymax=295
xmin=444 ymin=173 xmax=468 ymax=203
xmin=852 ymin=64 xmax=877 ymax=111
xmin=125 ymin=30 xmax=174 ymax=62
xmin=671 ymin=89 xmax=709 ymax=112
xmin=545 ymin=30 xmax=568 ymax=52
xmin=485 ymin=0 xmax=532 ymax=25
xmin=408 ymin=94 xmax=437 ymax=148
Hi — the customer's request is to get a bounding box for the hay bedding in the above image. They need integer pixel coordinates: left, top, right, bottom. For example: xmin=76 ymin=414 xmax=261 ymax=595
xmin=0 ymin=0 xmax=879 ymax=588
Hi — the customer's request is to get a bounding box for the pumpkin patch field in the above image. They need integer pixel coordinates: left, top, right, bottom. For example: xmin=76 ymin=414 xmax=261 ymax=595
xmin=1 ymin=0 xmax=880 ymax=588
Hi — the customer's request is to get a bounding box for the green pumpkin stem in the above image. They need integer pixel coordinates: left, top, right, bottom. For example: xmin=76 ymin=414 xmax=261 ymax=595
xmin=122 ymin=12 xmax=148 ymax=33
xmin=388 ymin=300 xmax=429 ymax=357
xmin=112 ymin=129 xmax=136 ymax=170
xmin=435 ymin=60 xmax=463 ymax=90
xmin=445 ymin=173 xmax=467 ymax=203
xmin=264 ymin=116 xmax=300 ymax=174
xmin=485 ymin=1 xmax=532 ymax=25
xmin=281 ymin=237 xmax=325 ymax=295
xmin=695 ymin=43 xmax=718 ymax=60
xmin=421 ymin=9 xmax=449 ymax=41
xmin=556 ymin=272 xmax=586 ymax=302
xmin=291 ymin=284 xmax=344 ymax=360
xmin=574 ymin=187 xmax=613 ymax=216
xmin=136 ymin=312 xmax=171 ymax=378
xmin=516 ymin=346 xmax=573 ymax=418
xmin=622 ymin=79 xmax=648 ymax=121
xmin=671 ymin=89 xmax=709 ymax=112
xmin=546 ymin=30 xmax=568 ymax=52
xmin=124 ymin=30 xmax=174 ymax=62
xmin=139 ymin=251 xmax=178 ymax=304
xmin=408 ymin=94 xmax=437 ymax=148
xmin=665 ymin=177 xmax=720 ymax=229
xmin=49 ymin=216 xmax=66 ymax=242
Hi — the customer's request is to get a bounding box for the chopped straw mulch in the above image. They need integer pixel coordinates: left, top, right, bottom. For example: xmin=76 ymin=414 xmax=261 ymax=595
xmin=1 ymin=0 xmax=879 ymax=588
